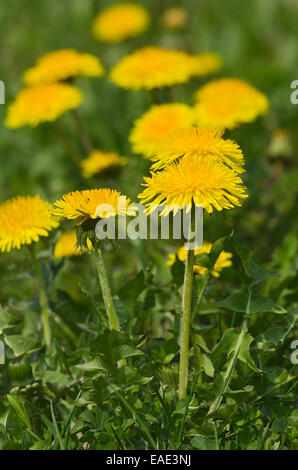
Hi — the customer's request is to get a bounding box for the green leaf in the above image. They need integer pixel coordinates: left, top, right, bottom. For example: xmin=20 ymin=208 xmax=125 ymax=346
xmin=257 ymin=311 xmax=297 ymax=346
xmin=4 ymin=335 xmax=40 ymax=357
xmin=209 ymin=233 xmax=232 ymax=266
xmin=239 ymin=334 xmax=260 ymax=372
xmin=249 ymin=260 xmax=277 ymax=286
xmin=91 ymin=329 xmax=144 ymax=368
xmin=216 ymin=290 xmax=287 ymax=314
xmin=117 ymin=271 xmax=146 ymax=307
xmin=6 ymin=394 xmax=31 ymax=430
xmin=201 ymin=353 xmax=215 ymax=378
xmin=35 ymin=370 xmax=72 ymax=386
xmin=117 ymin=344 xmax=144 ymax=359
xmin=211 ymin=328 xmax=259 ymax=372
xmin=193 ymin=233 xmax=232 ymax=271
xmin=232 ymin=237 xmax=253 ymax=278
xmin=194 ymin=253 xmax=211 ymax=268
xmin=191 ymin=435 xmax=218 ymax=450
xmin=0 ymin=410 xmax=10 ymax=430
xmin=171 ymin=258 xmax=185 ymax=287
xmin=117 ymin=366 xmax=153 ymax=387
xmin=76 ymin=357 xmax=107 ymax=372
xmin=0 ymin=308 xmax=19 ymax=334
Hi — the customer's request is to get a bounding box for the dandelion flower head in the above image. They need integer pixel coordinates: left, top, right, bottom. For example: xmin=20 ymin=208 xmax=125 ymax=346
xmin=129 ymin=103 xmax=194 ymax=158
xmin=193 ymin=78 xmax=269 ymax=129
xmin=23 ymin=49 xmax=104 ymax=85
xmin=151 ymin=127 xmax=244 ymax=173
xmin=80 ymin=150 xmax=126 ymax=179
xmin=92 ymin=2 xmax=150 ymax=43
xmin=54 ymin=230 xmax=92 ymax=259
xmin=54 ymin=188 xmax=134 ymax=221
xmin=138 ymin=157 xmax=248 ymax=215
xmin=5 ymin=83 xmax=82 ymax=128
xmin=0 ymin=195 xmax=58 ymax=253
xmin=110 ymin=46 xmax=196 ymax=90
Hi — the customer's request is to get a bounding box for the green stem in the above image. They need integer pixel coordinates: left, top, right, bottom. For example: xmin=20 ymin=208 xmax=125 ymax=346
xmin=71 ymin=109 xmax=94 ymax=155
xmin=51 ymin=122 xmax=81 ymax=167
xmin=191 ymin=273 xmax=210 ymax=322
xmin=94 ymin=246 xmax=120 ymax=331
xmin=208 ymin=290 xmax=252 ymax=414
xmin=150 ymin=88 xmax=160 ymax=104
xmin=28 ymin=246 xmax=51 ymax=346
xmin=178 ymin=245 xmax=194 ymax=399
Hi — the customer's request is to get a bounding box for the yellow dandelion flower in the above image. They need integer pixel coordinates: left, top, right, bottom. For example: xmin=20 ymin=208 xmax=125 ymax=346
xmin=191 ymin=53 xmax=222 ymax=77
xmin=109 ymin=46 xmax=196 ymax=91
xmin=151 ymin=127 xmax=244 ymax=173
xmin=80 ymin=150 xmax=126 ymax=179
xmin=23 ymin=49 xmax=104 ymax=86
xmin=162 ymin=7 xmax=188 ymax=30
xmin=53 ymin=188 xmax=134 ymax=221
xmin=129 ymin=103 xmax=194 ymax=158
xmin=92 ymin=2 xmax=150 ymax=43
xmin=54 ymin=230 xmax=92 ymax=259
xmin=177 ymin=242 xmax=233 ymax=277
xmin=5 ymin=83 xmax=82 ymax=129
xmin=0 ymin=195 xmax=58 ymax=253
xmin=167 ymin=252 xmax=177 ymax=266
xmin=138 ymin=157 xmax=248 ymax=214
xmin=193 ymin=78 xmax=269 ymax=129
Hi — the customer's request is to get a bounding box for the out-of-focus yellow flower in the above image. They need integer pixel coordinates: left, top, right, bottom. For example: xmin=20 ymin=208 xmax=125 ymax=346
xmin=0 ymin=195 xmax=58 ymax=253
xmin=110 ymin=46 xmax=196 ymax=90
xmin=92 ymin=2 xmax=150 ymax=43
xmin=23 ymin=49 xmax=104 ymax=86
xmin=138 ymin=157 xmax=248 ymax=215
xmin=193 ymin=78 xmax=269 ymax=129
xmin=162 ymin=6 xmax=188 ymax=30
xmin=54 ymin=230 xmax=92 ymax=259
xmin=267 ymin=129 xmax=293 ymax=160
xmin=191 ymin=53 xmax=222 ymax=77
xmin=53 ymin=188 xmax=134 ymax=221
xmin=151 ymin=127 xmax=245 ymax=173
xmin=167 ymin=242 xmax=233 ymax=277
xmin=80 ymin=150 xmax=127 ymax=179
xmin=5 ymin=83 xmax=82 ymax=128
xmin=129 ymin=103 xmax=194 ymax=158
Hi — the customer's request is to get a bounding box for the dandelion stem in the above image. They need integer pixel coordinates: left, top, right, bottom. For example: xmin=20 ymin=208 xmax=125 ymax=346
xmin=71 ymin=109 xmax=94 ymax=155
xmin=94 ymin=246 xmax=120 ymax=331
xmin=28 ymin=246 xmax=51 ymax=346
xmin=178 ymin=242 xmax=194 ymax=399
xmin=191 ymin=273 xmax=210 ymax=321
xmin=150 ymin=88 xmax=160 ymax=104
